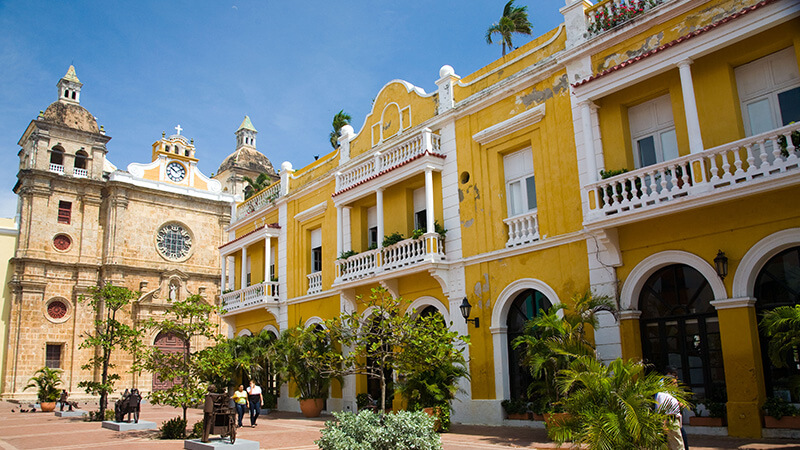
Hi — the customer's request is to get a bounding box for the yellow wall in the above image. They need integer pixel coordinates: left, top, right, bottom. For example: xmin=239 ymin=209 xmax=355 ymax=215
xmin=0 ymin=218 xmax=17 ymax=395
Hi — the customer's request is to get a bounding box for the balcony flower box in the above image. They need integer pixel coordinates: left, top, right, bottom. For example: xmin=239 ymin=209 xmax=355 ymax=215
xmin=506 ymin=412 xmax=531 ymax=420
xmin=764 ymin=415 xmax=800 ymax=429
xmin=689 ymin=416 xmax=726 ymax=427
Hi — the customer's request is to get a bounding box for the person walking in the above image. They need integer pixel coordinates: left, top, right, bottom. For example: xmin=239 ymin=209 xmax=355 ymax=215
xmin=232 ymin=384 xmax=248 ymax=428
xmin=246 ymin=380 xmax=262 ymax=427
xmin=657 ymin=369 xmax=685 ymax=450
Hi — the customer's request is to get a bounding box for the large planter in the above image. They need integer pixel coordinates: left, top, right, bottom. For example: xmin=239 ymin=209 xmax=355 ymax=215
xmin=689 ymin=416 xmax=726 ymax=426
xmin=40 ymin=402 xmax=56 ymax=412
xmin=544 ymin=412 xmax=570 ymax=426
xmin=422 ymin=407 xmax=442 ymax=431
xmin=506 ymin=412 xmax=530 ymax=420
xmin=298 ymin=398 xmax=325 ymax=418
xmin=764 ymin=415 xmax=800 ymax=429
xmin=532 ymin=413 xmax=545 ymax=421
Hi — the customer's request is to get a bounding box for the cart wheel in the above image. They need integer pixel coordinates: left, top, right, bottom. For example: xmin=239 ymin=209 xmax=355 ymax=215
xmin=229 ymin=417 xmax=236 ymax=444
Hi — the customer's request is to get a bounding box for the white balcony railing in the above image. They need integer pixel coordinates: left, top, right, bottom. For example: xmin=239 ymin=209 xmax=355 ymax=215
xmin=335 ymin=128 xmax=442 ymax=193
xmin=221 ymin=281 xmax=280 ymax=314
xmin=307 ymin=272 xmax=322 ymax=295
xmin=73 ymin=168 xmax=88 ymax=178
xmin=335 ymin=233 xmax=445 ymax=284
xmin=236 ymin=180 xmax=282 ymax=221
xmin=503 ymin=210 xmax=540 ymax=247
xmin=585 ymin=0 xmax=669 ymax=36
xmin=49 ymin=163 xmax=64 ymax=174
xmin=585 ymin=123 xmax=800 ymax=222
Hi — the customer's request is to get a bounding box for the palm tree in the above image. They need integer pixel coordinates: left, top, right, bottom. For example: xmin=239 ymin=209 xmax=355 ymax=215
xmin=550 ymin=357 xmax=692 ymax=449
xmin=485 ymin=0 xmax=533 ymax=57
xmin=242 ymin=173 xmax=272 ymax=199
xmin=760 ymin=304 xmax=800 ymax=368
xmin=329 ymin=110 xmax=352 ymax=149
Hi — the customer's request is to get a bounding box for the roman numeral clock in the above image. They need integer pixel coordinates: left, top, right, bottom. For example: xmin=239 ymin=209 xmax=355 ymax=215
xmin=155 ymin=222 xmax=193 ymax=261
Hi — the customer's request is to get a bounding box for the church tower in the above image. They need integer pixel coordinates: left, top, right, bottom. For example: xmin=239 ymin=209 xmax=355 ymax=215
xmin=215 ymin=116 xmax=277 ymax=200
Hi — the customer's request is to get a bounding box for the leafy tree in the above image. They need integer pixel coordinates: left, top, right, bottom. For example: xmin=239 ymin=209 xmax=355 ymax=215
xmin=320 ymin=288 xmax=469 ymax=412
xmin=229 ymin=330 xmax=278 ymax=386
xmin=549 ymin=356 xmax=692 ymax=449
xmin=142 ymin=294 xmax=223 ymax=421
xmin=485 ymin=0 xmax=533 ymax=57
xmin=274 ymin=324 xmax=339 ymax=400
xmin=77 ymin=283 xmax=143 ymax=419
xmin=242 ymin=173 xmax=272 ymax=199
xmin=513 ymin=291 xmax=614 ymax=405
xmin=760 ymin=304 xmax=800 ymax=368
xmin=329 ymin=110 xmax=352 ymax=149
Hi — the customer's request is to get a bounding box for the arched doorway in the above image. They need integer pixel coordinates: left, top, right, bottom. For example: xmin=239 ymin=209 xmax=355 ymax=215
xmin=507 ymin=289 xmax=552 ymax=400
xmin=152 ymin=331 xmax=187 ymax=391
xmin=639 ymin=264 xmax=725 ymax=401
xmin=755 ymin=246 xmax=800 ymax=401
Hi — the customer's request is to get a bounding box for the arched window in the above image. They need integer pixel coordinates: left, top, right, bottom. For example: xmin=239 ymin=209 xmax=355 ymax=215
xmin=74 ymin=150 xmax=88 ymax=170
xmin=755 ymin=246 xmax=800 ymax=401
xmin=50 ymin=146 xmax=65 ymax=166
xmin=507 ymin=289 xmax=552 ymax=400
xmin=640 ymin=264 xmax=725 ymax=401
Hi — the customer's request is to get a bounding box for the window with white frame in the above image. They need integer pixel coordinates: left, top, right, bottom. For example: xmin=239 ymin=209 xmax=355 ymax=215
xmin=735 ymin=47 xmax=800 ymax=137
xmin=503 ymin=148 xmax=537 ymax=217
xmin=367 ymin=206 xmax=378 ymax=249
xmin=413 ymin=187 xmax=426 ymax=231
xmin=310 ymin=228 xmax=322 ymax=273
xmin=628 ymin=94 xmax=679 ymax=168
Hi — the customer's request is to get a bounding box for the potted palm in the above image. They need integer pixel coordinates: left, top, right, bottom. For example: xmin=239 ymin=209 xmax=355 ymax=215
xmin=274 ymin=324 xmax=338 ymax=418
xmin=24 ymin=367 xmax=63 ymax=412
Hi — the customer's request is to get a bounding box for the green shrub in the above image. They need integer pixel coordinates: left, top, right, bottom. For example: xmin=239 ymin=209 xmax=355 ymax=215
xmin=160 ymin=416 xmax=187 ymax=439
xmin=382 ymin=232 xmax=405 ymax=247
xmin=316 ymin=410 xmax=442 ymax=450
xmin=356 ymin=393 xmax=372 ymax=411
xmin=338 ymin=250 xmax=358 ymax=260
xmin=763 ymin=397 xmax=799 ymax=420
xmin=86 ymin=408 xmax=116 ymax=422
xmin=262 ymin=391 xmax=277 ymax=409
xmin=500 ymin=399 xmax=528 ymax=415
xmin=433 ymin=405 xmax=450 ymax=432
xmin=411 ymin=228 xmax=424 ymax=240
xmin=188 ymin=420 xmax=204 ymax=439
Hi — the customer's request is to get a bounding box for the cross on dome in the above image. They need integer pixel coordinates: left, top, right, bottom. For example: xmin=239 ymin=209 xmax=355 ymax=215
xmin=175 ymin=124 xmax=182 ymax=135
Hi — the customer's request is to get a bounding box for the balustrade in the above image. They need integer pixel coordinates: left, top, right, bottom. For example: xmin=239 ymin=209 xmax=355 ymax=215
xmin=334 ymin=234 xmax=445 ymax=284
xmin=307 ymin=272 xmax=322 ymax=295
xmin=73 ymin=168 xmax=87 ymax=178
xmin=49 ymin=163 xmax=64 ymax=174
xmin=585 ymin=122 xmax=800 ymax=221
xmin=221 ymin=281 xmax=280 ymax=314
xmin=236 ymin=181 xmax=282 ymax=221
xmin=585 ymin=0 xmax=668 ymax=35
xmin=503 ymin=211 xmax=540 ymax=247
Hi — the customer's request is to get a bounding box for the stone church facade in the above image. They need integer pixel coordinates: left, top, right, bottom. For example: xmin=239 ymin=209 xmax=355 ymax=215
xmin=2 ymin=67 xmax=275 ymax=399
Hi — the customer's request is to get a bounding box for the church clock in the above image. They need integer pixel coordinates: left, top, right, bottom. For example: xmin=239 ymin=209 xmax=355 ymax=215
xmin=156 ymin=223 xmax=192 ymax=260
xmin=166 ymin=161 xmax=186 ymax=182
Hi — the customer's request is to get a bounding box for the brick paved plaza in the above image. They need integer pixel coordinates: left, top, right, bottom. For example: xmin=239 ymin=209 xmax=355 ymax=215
xmin=0 ymin=401 xmax=798 ymax=450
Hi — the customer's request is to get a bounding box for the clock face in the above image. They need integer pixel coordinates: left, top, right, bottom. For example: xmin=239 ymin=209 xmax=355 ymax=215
xmin=156 ymin=223 xmax=192 ymax=260
xmin=166 ymin=162 xmax=186 ymax=182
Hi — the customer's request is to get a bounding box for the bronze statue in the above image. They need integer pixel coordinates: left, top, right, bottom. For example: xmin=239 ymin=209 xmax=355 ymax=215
xmin=58 ymin=390 xmax=68 ymax=411
xmin=114 ymin=388 xmax=142 ymax=423
xmin=201 ymin=385 xmax=236 ymax=444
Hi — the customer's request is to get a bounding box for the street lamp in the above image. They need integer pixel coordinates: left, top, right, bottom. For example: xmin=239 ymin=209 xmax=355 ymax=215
xmin=714 ymin=250 xmax=728 ymax=279
xmin=460 ymin=297 xmax=479 ymax=328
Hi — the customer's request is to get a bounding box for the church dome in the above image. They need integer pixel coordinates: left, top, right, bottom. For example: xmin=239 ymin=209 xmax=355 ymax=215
xmin=41 ymin=101 xmax=99 ymax=134
xmin=217 ymin=146 xmax=276 ymax=176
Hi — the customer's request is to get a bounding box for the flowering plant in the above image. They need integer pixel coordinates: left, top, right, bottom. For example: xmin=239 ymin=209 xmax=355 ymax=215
xmin=588 ymin=0 xmax=664 ymax=35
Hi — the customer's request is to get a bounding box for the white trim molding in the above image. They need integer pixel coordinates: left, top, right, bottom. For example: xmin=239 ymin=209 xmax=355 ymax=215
xmin=406 ymin=296 xmax=450 ymax=324
xmin=710 ymin=297 xmax=757 ymax=311
xmin=237 ymin=328 xmax=253 ymax=337
xmin=261 ymin=324 xmax=280 ymax=336
xmin=304 ymin=316 xmax=325 ymax=329
xmin=733 ymin=228 xmax=800 ymax=299
xmin=620 ymin=250 xmax=728 ymax=311
xmin=294 ymin=201 xmax=328 ymax=222
xmin=472 ymin=104 xmax=546 ymax=145
xmin=490 ymin=278 xmax=562 ymax=400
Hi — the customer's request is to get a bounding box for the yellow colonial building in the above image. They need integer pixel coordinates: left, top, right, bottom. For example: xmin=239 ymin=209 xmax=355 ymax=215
xmin=219 ymin=0 xmax=799 ymax=438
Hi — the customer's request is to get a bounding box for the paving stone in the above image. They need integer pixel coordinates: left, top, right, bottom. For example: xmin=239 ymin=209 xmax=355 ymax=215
xmin=101 ymin=420 xmax=158 ymax=431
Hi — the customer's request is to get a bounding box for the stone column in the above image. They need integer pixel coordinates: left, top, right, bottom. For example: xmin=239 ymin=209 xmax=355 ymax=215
xmin=710 ymin=297 xmax=766 ymax=438
xmin=678 ymin=59 xmax=705 ymax=154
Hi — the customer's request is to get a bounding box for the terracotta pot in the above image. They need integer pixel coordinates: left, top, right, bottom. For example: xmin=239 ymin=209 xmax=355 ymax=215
xmin=422 ymin=407 xmax=442 ymax=431
xmin=543 ymin=412 xmax=570 ymax=426
xmin=689 ymin=416 xmax=726 ymax=426
xmin=532 ymin=413 xmax=545 ymax=421
xmin=764 ymin=415 xmax=800 ymax=429
xmin=40 ymin=402 xmax=56 ymax=412
xmin=298 ymin=398 xmax=324 ymax=418
xmin=506 ymin=412 xmax=529 ymax=420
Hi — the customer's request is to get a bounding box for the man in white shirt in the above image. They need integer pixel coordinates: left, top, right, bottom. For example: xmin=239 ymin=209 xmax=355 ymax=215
xmin=656 ymin=370 xmax=685 ymax=450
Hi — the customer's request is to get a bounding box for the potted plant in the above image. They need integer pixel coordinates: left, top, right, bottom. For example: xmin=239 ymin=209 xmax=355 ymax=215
xmin=262 ymin=391 xmax=277 ymax=413
xmin=274 ymin=324 xmax=339 ymax=418
xmin=763 ymin=397 xmax=800 ymax=429
xmin=690 ymin=401 xmax=727 ymax=426
xmin=501 ymin=399 xmax=530 ymax=420
xmin=24 ymin=367 xmax=63 ymax=412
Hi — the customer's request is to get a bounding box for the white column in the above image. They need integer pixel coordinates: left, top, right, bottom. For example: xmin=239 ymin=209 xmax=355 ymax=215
xmin=678 ymin=59 xmax=705 ymax=154
xmin=227 ymin=256 xmax=234 ymax=290
xmin=336 ymin=205 xmax=343 ymax=255
xmin=424 ymin=168 xmax=435 ymax=234
xmin=220 ymin=254 xmax=227 ymax=290
xmin=581 ymin=101 xmax=598 ymax=183
xmin=240 ymin=246 xmax=247 ymax=288
xmin=376 ymin=189 xmax=384 ymax=247
xmin=264 ymin=237 xmax=271 ymax=283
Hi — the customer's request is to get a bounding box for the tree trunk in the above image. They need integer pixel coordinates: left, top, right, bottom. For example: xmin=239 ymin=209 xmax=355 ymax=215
xmin=380 ymin=370 xmax=386 ymax=412
xmin=183 ymin=405 xmax=187 ymax=422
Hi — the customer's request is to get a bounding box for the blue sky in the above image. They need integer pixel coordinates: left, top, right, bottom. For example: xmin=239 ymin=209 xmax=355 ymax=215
xmin=0 ymin=0 xmax=567 ymax=218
